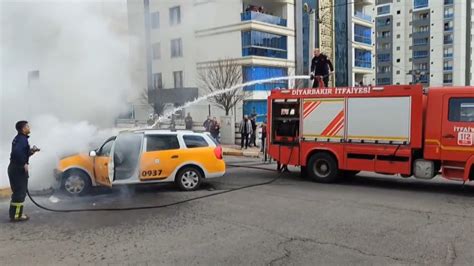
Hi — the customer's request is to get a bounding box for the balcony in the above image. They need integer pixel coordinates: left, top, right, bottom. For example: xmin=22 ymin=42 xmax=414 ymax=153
xmin=413 ymin=51 xmax=429 ymax=59
xmin=354 ymin=35 xmax=372 ymax=45
xmin=443 ymin=79 xmax=453 ymax=83
xmin=444 ymin=37 xmax=453 ymax=45
xmin=443 ymin=66 xmax=453 ymax=71
xmin=355 ymin=60 xmax=372 ymax=68
xmin=413 ymin=38 xmax=429 ymax=46
xmin=444 ymin=13 xmax=454 ymax=19
xmin=444 ymin=53 xmax=453 ymax=58
xmin=444 ymin=0 xmax=454 ymax=5
xmin=241 ymin=11 xmax=287 ymax=27
xmin=354 ymin=11 xmax=372 ymax=22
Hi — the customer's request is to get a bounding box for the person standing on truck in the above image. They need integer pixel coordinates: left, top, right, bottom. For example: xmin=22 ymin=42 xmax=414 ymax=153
xmin=8 ymin=121 xmax=40 ymax=222
xmin=310 ymin=48 xmax=334 ymax=88
xmin=239 ymin=115 xmax=253 ymax=149
xmin=185 ymin=113 xmax=193 ymax=130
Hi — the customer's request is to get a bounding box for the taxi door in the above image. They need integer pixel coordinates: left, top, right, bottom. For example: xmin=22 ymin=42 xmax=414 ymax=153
xmin=441 ymin=95 xmax=474 ymax=166
xmin=93 ymin=137 xmax=115 ymax=187
xmin=108 ymin=132 xmax=143 ymax=184
xmin=139 ymin=134 xmax=182 ymax=180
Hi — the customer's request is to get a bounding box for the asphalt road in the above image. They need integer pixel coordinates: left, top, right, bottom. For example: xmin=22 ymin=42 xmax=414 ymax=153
xmin=1 ymin=156 xmax=474 ymax=265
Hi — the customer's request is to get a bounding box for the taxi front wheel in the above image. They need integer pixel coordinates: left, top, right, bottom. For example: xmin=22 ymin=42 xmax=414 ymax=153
xmin=176 ymin=166 xmax=203 ymax=191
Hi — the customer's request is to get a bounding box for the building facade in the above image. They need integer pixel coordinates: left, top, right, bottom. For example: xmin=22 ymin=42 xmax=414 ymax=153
xmin=375 ymin=0 xmax=471 ymax=87
xmin=127 ymin=0 xmax=296 ymax=123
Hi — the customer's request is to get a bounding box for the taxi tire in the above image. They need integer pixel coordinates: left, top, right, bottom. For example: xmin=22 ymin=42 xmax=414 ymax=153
xmin=62 ymin=170 xmax=91 ymax=196
xmin=175 ymin=166 xmax=203 ymax=191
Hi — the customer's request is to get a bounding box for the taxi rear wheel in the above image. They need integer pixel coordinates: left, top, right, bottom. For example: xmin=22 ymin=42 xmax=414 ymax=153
xmin=62 ymin=170 xmax=91 ymax=196
xmin=176 ymin=166 xmax=203 ymax=191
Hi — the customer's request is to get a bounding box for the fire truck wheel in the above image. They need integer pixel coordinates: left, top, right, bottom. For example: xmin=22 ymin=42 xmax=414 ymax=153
xmin=307 ymin=153 xmax=340 ymax=183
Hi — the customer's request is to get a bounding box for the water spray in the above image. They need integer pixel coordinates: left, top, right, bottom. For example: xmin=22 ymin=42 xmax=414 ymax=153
xmin=150 ymin=75 xmax=310 ymax=128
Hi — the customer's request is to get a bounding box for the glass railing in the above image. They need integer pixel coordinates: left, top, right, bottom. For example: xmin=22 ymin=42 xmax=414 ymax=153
xmin=413 ymin=39 xmax=429 ymax=46
xmin=444 ymin=13 xmax=454 ymax=19
xmin=354 ymin=35 xmax=372 ymax=45
xmin=444 ymin=0 xmax=453 ymax=5
xmin=242 ymin=47 xmax=287 ymax=59
xmin=354 ymin=11 xmax=372 ymax=22
xmin=443 ymin=79 xmax=453 ymax=83
xmin=414 ymin=0 xmax=429 ymax=9
xmin=443 ymin=66 xmax=453 ymax=71
xmin=413 ymin=52 xmax=429 ymax=59
xmin=241 ymin=11 xmax=287 ymax=27
xmin=355 ymin=60 xmax=372 ymax=68
xmin=444 ymin=53 xmax=453 ymax=58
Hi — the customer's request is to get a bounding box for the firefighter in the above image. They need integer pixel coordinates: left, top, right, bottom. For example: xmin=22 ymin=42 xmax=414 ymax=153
xmin=310 ymin=48 xmax=334 ymax=88
xmin=8 ymin=121 xmax=40 ymax=222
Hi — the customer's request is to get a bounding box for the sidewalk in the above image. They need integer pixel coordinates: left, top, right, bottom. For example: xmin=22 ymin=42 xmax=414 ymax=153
xmin=222 ymin=145 xmax=261 ymax=158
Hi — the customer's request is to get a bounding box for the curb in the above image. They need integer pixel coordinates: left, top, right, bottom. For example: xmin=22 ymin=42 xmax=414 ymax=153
xmin=0 ymin=187 xmax=11 ymax=199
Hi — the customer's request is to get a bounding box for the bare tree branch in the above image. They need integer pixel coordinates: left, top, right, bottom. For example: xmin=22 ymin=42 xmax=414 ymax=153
xmin=197 ymin=58 xmax=247 ymax=115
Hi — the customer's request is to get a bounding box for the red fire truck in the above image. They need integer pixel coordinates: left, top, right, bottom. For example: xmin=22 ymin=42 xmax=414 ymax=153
xmin=267 ymin=85 xmax=474 ymax=183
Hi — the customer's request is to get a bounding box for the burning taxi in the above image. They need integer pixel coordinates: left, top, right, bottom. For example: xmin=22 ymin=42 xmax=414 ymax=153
xmin=55 ymin=130 xmax=225 ymax=196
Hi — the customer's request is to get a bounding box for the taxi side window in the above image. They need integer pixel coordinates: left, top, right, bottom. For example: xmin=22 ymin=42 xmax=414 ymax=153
xmin=183 ymin=135 xmax=209 ymax=148
xmin=449 ymin=98 xmax=474 ymax=122
xmin=98 ymin=140 xmax=114 ymax=156
xmin=147 ymin=135 xmax=180 ymax=151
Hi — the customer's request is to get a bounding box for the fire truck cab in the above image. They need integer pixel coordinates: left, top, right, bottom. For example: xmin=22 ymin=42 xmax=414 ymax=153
xmin=267 ymin=85 xmax=474 ymax=183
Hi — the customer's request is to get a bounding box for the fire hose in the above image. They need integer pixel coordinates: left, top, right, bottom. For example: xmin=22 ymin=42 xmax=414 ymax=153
xmin=25 ymin=163 xmax=284 ymax=213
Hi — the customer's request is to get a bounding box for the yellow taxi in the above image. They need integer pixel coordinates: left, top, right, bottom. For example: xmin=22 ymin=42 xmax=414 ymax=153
xmin=55 ymin=130 xmax=225 ymax=196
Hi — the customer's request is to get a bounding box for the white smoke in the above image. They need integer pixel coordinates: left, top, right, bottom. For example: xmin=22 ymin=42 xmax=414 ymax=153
xmin=0 ymin=0 xmax=131 ymax=189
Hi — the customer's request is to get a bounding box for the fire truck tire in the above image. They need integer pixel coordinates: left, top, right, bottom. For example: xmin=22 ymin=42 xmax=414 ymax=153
xmin=307 ymin=153 xmax=340 ymax=183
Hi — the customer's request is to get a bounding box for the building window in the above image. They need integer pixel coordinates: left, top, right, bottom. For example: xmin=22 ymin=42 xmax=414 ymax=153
xmin=169 ymin=6 xmax=181 ymax=26
xmin=397 ymin=58 xmax=401 ymax=62
xmin=377 ymin=53 xmax=391 ymax=62
xmin=397 ymin=10 xmax=401 ymax=14
xmin=152 ymin=42 xmax=161 ymax=59
xmin=152 ymin=73 xmax=163 ymax=89
xmin=354 ymin=25 xmax=372 ymax=44
xmin=242 ymin=66 xmax=288 ymax=91
xmin=444 ymin=7 xmax=454 ymax=19
xmin=444 ymin=21 xmax=454 ymax=31
xmin=397 ymin=22 xmax=401 ymax=26
xmin=173 ymin=71 xmax=183 ymax=88
xmin=377 ymin=77 xmax=391 ymax=85
xmin=151 ymin=12 xmax=160 ymax=29
xmin=378 ymin=66 xmax=391 ymax=73
xmin=443 ymin=47 xmax=453 ymax=57
xmin=379 ymin=42 xmax=391 ymax=50
xmin=397 ymin=34 xmax=401 ymax=39
xmin=414 ymin=0 xmax=429 ymax=9
xmin=376 ymin=18 xmax=391 ymax=27
xmin=443 ymin=73 xmax=453 ymax=84
xmin=241 ymin=31 xmax=287 ymax=59
xmin=378 ymin=31 xmax=391 ymax=38
xmin=171 ymin=38 xmax=182 ymax=57
xmin=413 ymin=50 xmax=429 ymax=58
xmin=377 ymin=5 xmax=390 ymax=15
xmin=415 ymin=63 xmax=429 ymax=70
xmin=444 ymin=34 xmax=454 ymax=44
xmin=354 ymin=49 xmax=372 ymax=68
xmin=443 ymin=60 xmax=453 ymax=71
xmin=444 ymin=0 xmax=454 ymax=4
xmin=413 ymin=37 xmax=429 ymax=46
xmin=396 ymin=46 xmax=401 ymax=50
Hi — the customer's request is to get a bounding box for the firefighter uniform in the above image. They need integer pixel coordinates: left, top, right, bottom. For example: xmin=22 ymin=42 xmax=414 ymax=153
xmin=8 ymin=134 xmax=31 ymax=221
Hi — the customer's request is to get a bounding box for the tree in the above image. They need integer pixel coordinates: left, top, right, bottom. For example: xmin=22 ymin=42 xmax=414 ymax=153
xmin=197 ymin=58 xmax=249 ymax=116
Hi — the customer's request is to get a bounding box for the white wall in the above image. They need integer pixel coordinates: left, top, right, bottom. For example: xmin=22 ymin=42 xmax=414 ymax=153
xmin=392 ymin=2 xmax=411 ymax=85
